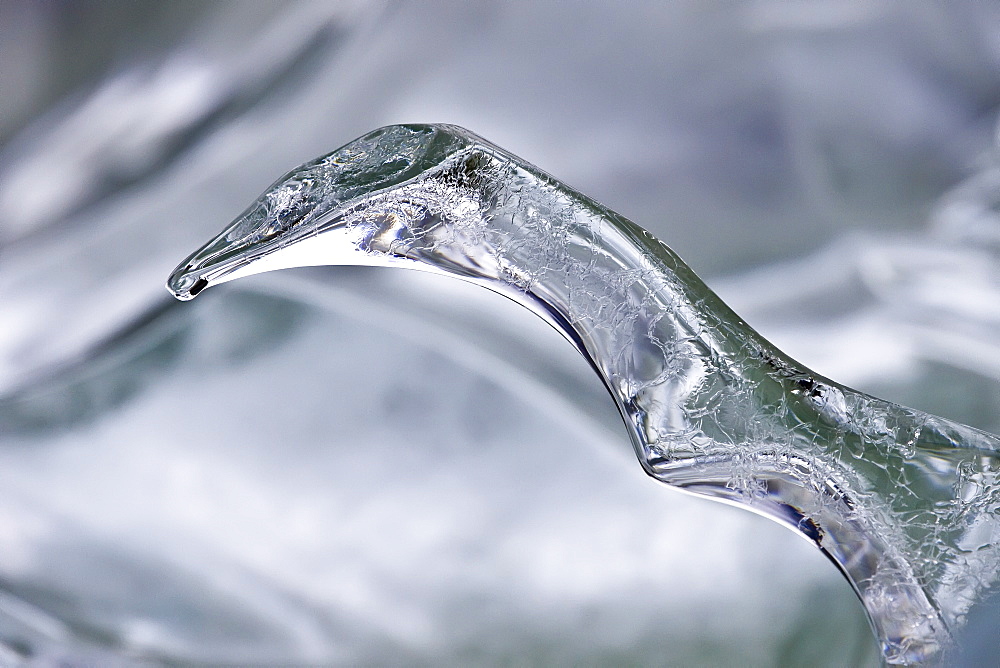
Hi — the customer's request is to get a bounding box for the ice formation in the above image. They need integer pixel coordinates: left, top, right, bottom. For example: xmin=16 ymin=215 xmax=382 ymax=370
xmin=168 ymin=124 xmax=1000 ymax=665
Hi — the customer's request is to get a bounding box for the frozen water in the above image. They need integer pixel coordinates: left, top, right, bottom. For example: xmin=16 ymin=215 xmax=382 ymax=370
xmin=169 ymin=124 xmax=1000 ymax=665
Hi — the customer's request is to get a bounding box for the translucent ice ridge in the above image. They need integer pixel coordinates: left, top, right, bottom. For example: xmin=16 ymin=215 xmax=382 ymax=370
xmin=168 ymin=124 xmax=1000 ymax=665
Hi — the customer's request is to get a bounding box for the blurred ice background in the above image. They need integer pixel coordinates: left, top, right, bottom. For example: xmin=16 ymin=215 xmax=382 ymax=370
xmin=2 ymin=0 xmax=1000 ymax=665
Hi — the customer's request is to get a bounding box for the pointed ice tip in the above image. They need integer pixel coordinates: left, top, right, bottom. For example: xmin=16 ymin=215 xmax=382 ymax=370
xmin=166 ymin=268 xmax=207 ymax=301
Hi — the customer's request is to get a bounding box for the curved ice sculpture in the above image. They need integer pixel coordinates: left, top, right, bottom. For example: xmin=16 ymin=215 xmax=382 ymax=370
xmin=168 ymin=124 xmax=1000 ymax=665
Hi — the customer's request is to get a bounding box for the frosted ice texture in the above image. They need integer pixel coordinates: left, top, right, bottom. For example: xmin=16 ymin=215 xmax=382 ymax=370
xmin=168 ymin=124 xmax=1000 ymax=665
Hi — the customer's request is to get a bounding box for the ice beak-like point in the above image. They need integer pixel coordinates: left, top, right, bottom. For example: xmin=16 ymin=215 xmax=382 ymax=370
xmin=165 ymin=123 xmax=472 ymax=302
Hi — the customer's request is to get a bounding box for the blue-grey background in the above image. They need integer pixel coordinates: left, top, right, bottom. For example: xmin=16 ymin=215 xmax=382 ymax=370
xmin=2 ymin=1 xmax=1000 ymax=664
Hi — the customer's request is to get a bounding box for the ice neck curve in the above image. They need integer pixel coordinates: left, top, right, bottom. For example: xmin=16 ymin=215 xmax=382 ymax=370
xmin=169 ymin=125 xmax=1000 ymax=665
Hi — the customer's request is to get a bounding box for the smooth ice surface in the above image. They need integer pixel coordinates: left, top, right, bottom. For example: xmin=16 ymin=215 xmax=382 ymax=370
xmin=170 ymin=124 xmax=1000 ymax=665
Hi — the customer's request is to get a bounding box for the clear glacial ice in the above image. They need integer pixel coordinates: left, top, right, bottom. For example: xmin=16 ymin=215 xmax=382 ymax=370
xmin=169 ymin=124 xmax=1000 ymax=665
